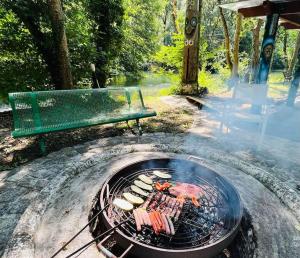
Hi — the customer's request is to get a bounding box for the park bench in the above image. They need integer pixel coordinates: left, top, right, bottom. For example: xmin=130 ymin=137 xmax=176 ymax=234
xmin=9 ymin=87 xmax=156 ymax=154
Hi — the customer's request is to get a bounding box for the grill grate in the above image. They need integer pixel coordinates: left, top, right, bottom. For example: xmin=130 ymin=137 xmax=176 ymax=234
xmin=102 ymin=167 xmax=233 ymax=250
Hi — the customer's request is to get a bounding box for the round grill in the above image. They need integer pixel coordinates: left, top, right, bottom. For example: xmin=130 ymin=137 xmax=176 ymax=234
xmin=92 ymin=158 xmax=243 ymax=258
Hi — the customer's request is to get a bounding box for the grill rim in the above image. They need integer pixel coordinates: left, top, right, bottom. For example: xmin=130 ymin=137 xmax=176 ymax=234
xmin=98 ymin=157 xmax=243 ymax=254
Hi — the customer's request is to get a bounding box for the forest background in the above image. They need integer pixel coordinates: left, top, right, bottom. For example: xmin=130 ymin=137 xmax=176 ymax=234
xmin=1 ymin=0 xmax=299 ymax=102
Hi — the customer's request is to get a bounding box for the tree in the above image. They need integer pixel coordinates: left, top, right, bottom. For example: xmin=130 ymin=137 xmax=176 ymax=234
xmin=118 ymin=0 xmax=164 ymax=78
xmin=250 ymin=19 xmax=263 ymax=82
xmin=218 ymin=1 xmax=232 ymax=71
xmin=171 ymin=0 xmax=179 ymax=34
xmin=2 ymin=0 xmax=73 ymax=90
xmin=47 ymin=0 xmax=73 ymax=88
xmin=286 ymin=32 xmax=300 ymax=81
xmin=232 ymin=13 xmax=242 ymax=79
xmin=87 ymin=0 xmax=124 ymax=87
xmin=181 ymin=0 xmax=202 ymax=94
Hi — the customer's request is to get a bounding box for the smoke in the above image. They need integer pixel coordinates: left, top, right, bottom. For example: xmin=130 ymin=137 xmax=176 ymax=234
xmin=188 ymin=80 xmax=300 ymax=190
xmin=136 ymin=73 xmax=300 ymax=192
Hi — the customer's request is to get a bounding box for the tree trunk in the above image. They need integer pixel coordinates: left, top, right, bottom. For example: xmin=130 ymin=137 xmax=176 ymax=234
xmin=162 ymin=5 xmax=168 ymax=45
xmin=47 ymin=0 xmax=73 ymax=89
xmin=283 ymin=30 xmax=288 ymax=70
xmin=286 ymin=32 xmax=300 ymax=80
xmin=287 ymin=46 xmax=300 ymax=107
xmin=232 ymin=14 xmax=242 ymax=79
xmin=181 ymin=0 xmax=202 ymax=95
xmin=218 ymin=1 xmax=232 ymax=71
xmin=251 ymin=19 xmax=263 ymax=82
xmin=171 ymin=0 xmax=179 ymax=33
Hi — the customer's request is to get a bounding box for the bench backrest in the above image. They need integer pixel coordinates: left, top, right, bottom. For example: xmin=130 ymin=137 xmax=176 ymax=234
xmin=9 ymin=87 xmax=146 ymax=134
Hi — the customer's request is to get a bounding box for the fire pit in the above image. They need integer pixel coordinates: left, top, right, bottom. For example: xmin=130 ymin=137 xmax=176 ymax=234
xmin=89 ymin=158 xmax=243 ymax=258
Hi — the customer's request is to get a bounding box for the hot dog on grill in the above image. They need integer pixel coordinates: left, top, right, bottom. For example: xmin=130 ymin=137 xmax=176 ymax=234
xmin=161 ymin=213 xmax=170 ymax=235
xmin=149 ymin=212 xmax=160 ymax=235
xmin=141 ymin=193 xmax=154 ymax=209
xmin=166 ymin=215 xmax=175 ymax=235
xmin=133 ymin=209 xmax=142 ymax=231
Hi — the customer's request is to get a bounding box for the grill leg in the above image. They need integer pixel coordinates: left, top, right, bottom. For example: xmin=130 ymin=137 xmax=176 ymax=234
xmin=39 ymin=136 xmax=46 ymax=155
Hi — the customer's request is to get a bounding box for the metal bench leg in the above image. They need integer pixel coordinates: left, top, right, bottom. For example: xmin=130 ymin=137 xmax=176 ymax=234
xmin=125 ymin=119 xmax=143 ymax=136
xmin=39 ymin=136 xmax=46 ymax=155
xmin=126 ymin=120 xmax=136 ymax=135
xmin=136 ymin=119 xmax=143 ymax=136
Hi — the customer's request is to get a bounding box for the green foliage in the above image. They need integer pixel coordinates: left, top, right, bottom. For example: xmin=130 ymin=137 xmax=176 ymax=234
xmin=65 ymin=1 xmax=96 ymax=85
xmin=1 ymin=0 xmax=298 ymax=102
xmin=87 ymin=0 xmax=124 ymax=86
xmin=118 ymin=0 xmax=165 ymax=78
xmin=154 ymin=33 xmax=184 ymax=72
xmin=0 ymin=7 xmax=51 ymax=100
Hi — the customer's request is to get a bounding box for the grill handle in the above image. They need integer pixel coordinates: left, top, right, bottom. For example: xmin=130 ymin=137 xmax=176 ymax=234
xmin=97 ymin=233 xmax=134 ymax=258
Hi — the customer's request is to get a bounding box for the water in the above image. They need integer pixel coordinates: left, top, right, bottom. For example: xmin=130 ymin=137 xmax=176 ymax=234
xmin=108 ymin=72 xmax=177 ymax=97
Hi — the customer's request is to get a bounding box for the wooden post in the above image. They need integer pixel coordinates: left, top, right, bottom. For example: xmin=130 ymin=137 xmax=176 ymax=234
xmin=181 ymin=0 xmax=202 ymax=95
xmin=287 ymin=47 xmax=300 ymax=107
xmin=252 ymin=12 xmax=279 ymax=112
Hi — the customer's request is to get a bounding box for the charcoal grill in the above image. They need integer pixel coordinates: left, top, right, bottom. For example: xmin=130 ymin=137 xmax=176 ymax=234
xmin=89 ymin=158 xmax=243 ymax=258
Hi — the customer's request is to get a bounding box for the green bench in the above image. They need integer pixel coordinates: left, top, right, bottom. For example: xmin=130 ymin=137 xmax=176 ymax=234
xmin=9 ymin=87 xmax=156 ymax=154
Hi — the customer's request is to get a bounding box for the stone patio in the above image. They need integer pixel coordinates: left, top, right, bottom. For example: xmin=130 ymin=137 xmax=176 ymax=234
xmin=1 ymin=96 xmax=300 ymax=258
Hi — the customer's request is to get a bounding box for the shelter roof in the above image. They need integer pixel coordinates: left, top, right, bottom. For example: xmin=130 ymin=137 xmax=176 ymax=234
xmin=220 ymin=0 xmax=300 ymax=29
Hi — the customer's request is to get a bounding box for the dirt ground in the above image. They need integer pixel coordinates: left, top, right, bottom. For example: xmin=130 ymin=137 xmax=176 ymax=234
xmin=0 ymin=103 xmax=193 ymax=171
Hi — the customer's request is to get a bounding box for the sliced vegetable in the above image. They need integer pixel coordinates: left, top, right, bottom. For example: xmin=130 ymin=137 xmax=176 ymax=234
xmin=153 ymin=170 xmax=172 ymax=179
xmin=138 ymin=174 xmax=153 ymax=185
xmin=131 ymin=185 xmax=149 ymax=197
xmin=113 ymin=198 xmax=133 ymax=211
xmin=134 ymin=180 xmax=152 ymax=191
xmin=123 ymin=192 xmax=144 ymax=205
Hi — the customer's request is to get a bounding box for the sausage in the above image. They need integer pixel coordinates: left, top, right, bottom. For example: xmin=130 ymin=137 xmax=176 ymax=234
xmin=146 ymin=211 xmax=152 ymax=226
xmin=141 ymin=193 xmax=154 ymax=209
xmin=153 ymin=211 xmax=163 ymax=231
xmin=149 ymin=200 xmax=158 ymax=210
xmin=139 ymin=209 xmax=147 ymax=226
xmin=149 ymin=212 xmax=160 ymax=235
xmin=166 ymin=198 xmax=175 ymax=215
xmin=141 ymin=209 xmax=151 ymax=226
xmin=166 ymin=215 xmax=175 ymax=235
xmin=170 ymin=198 xmax=177 ymax=209
xmin=161 ymin=213 xmax=170 ymax=235
xmin=133 ymin=209 xmax=142 ymax=231
xmin=156 ymin=212 xmax=165 ymax=232
xmin=170 ymin=201 xmax=179 ymax=217
xmin=154 ymin=192 xmax=163 ymax=201
xmin=175 ymin=201 xmax=184 ymax=221
xmin=137 ymin=209 xmax=146 ymax=225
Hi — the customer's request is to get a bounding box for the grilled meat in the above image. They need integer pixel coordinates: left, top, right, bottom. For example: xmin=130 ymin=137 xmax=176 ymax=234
xmin=141 ymin=193 xmax=154 ymax=209
xmin=161 ymin=213 xmax=170 ymax=235
xmin=166 ymin=215 xmax=175 ymax=235
xmin=133 ymin=209 xmax=142 ymax=231
xmin=169 ymin=182 xmax=205 ymax=199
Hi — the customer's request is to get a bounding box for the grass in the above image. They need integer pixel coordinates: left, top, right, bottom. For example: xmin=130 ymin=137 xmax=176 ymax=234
xmin=197 ymin=70 xmax=290 ymax=100
xmin=116 ymin=96 xmax=194 ymax=133
xmin=268 ymin=71 xmax=289 ymax=99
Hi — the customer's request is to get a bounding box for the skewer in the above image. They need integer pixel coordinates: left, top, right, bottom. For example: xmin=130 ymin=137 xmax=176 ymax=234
xmin=50 ymin=203 xmax=109 ymax=258
xmin=65 ymin=219 xmax=130 ymax=258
